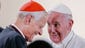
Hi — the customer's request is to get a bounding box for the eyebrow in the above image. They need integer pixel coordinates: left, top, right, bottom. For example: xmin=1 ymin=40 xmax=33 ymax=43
xmin=54 ymin=21 xmax=60 ymax=25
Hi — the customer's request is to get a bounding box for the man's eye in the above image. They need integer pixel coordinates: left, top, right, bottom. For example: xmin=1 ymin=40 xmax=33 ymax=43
xmin=47 ymin=23 xmax=50 ymax=26
xmin=39 ymin=26 xmax=42 ymax=29
xmin=54 ymin=22 xmax=60 ymax=27
xmin=54 ymin=24 xmax=58 ymax=27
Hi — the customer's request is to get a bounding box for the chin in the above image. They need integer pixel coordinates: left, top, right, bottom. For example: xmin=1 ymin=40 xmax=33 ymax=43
xmin=53 ymin=40 xmax=61 ymax=44
xmin=28 ymin=39 xmax=32 ymax=42
xmin=51 ymin=38 xmax=61 ymax=44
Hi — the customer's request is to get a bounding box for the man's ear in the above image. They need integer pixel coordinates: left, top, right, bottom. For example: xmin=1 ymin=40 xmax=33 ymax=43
xmin=69 ymin=19 xmax=74 ymax=29
xmin=24 ymin=14 xmax=32 ymax=25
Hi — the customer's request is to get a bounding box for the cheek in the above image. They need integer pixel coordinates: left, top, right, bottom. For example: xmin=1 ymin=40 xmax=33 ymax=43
xmin=33 ymin=24 xmax=41 ymax=34
xmin=61 ymin=25 xmax=67 ymax=31
xmin=27 ymin=25 xmax=36 ymax=35
xmin=56 ymin=26 xmax=68 ymax=37
xmin=34 ymin=25 xmax=39 ymax=31
xmin=48 ymin=27 xmax=51 ymax=33
xmin=31 ymin=23 xmax=38 ymax=31
xmin=56 ymin=24 xmax=64 ymax=33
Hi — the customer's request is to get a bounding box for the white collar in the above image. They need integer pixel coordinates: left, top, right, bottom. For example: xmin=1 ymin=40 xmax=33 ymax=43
xmin=62 ymin=31 xmax=74 ymax=47
xmin=11 ymin=24 xmax=25 ymax=38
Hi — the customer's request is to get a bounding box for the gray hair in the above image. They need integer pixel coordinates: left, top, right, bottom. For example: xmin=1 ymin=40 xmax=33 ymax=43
xmin=18 ymin=11 xmax=47 ymax=21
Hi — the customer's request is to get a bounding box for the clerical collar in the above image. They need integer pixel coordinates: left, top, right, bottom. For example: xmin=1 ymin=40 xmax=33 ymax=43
xmin=11 ymin=24 xmax=25 ymax=38
xmin=62 ymin=31 xmax=74 ymax=48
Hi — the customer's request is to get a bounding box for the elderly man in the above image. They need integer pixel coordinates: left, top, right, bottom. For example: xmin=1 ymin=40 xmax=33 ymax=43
xmin=47 ymin=4 xmax=85 ymax=48
xmin=0 ymin=0 xmax=47 ymax=48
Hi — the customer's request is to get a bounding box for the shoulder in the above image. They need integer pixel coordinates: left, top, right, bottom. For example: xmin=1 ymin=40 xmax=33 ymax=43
xmin=75 ymin=34 xmax=85 ymax=43
xmin=72 ymin=34 xmax=85 ymax=48
xmin=0 ymin=27 xmax=25 ymax=43
xmin=0 ymin=27 xmax=4 ymax=32
xmin=0 ymin=26 xmax=27 ymax=48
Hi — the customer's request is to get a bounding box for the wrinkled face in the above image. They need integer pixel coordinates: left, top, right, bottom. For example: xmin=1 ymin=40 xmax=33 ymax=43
xmin=26 ymin=16 xmax=47 ymax=42
xmin=47 ymin=12 xmax=71 ymax=43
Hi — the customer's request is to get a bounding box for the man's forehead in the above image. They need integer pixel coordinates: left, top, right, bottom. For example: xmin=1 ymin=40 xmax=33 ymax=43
xmin=48 ymin=11 xmax=63 ymax=17
xmin=47 ymin=12 xmax=65 ymax=23
xmin=48 ymin=12 xmax=61 ymax=19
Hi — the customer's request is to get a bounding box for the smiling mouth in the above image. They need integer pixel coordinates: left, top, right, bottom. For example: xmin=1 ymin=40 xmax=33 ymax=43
xmin=50 ymin=32 xmax=62 ymax=43
xmin=51 ymin=32 xmax=61 ymax=39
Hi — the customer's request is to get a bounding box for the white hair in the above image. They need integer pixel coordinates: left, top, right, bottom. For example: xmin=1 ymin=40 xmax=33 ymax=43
xmin=18 ymin=11 xmax=47 ymax=21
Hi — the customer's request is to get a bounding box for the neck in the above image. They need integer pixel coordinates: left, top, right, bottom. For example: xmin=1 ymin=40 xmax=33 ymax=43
xmin=14 ymin=20 xmax=24 ymax=33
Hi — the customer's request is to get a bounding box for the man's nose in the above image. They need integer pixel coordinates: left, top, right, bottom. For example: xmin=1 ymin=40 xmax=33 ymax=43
xmin=51 ymin=25 xmax=55 ymax=32
xmin=38 ymin=29 xmax=42 ymax=35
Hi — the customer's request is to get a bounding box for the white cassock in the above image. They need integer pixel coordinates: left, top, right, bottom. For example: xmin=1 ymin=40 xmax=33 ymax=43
xmin=51 ymin=31 xmax=85 ymax=48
